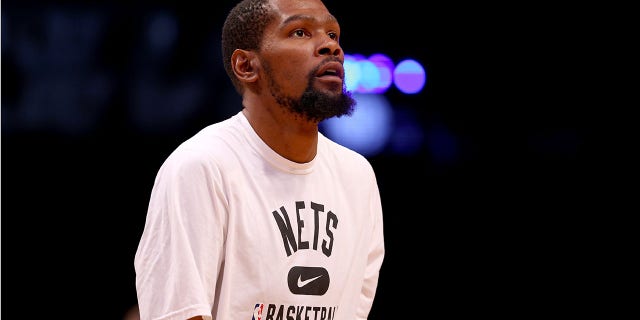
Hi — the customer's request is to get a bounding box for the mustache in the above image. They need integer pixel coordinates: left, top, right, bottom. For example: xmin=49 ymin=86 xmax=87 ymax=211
xmin=309 ymin=57 xmax=343 ymax=78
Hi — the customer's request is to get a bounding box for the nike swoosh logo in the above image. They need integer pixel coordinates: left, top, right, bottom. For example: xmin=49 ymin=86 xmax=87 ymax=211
xmin=297 ymin=274 xmax=322 ymax=287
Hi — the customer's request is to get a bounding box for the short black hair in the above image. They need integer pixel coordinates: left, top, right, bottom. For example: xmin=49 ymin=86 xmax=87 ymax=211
xmin=221 ymin=0 xmax=274 ymax=94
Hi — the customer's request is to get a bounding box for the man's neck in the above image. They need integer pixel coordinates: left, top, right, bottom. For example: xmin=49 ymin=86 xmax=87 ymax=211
xmin=241 ymin=102 xmax=319 ymax=163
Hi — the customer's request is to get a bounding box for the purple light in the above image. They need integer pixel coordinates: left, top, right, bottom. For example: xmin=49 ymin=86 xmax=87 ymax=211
xmin=320 ymin=93 xmax=393 ymax=157
xmin=344 ymin=53 xmax=425 ymax=95
xmin=368 ymin=53 xmax=394 ymax=94
xmin=394 ymin=59 xmax=426 ymax=94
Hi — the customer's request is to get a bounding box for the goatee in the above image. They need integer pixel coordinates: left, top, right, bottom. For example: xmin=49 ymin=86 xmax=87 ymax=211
xmin=266 ymin=61 xmax=357 ymax=122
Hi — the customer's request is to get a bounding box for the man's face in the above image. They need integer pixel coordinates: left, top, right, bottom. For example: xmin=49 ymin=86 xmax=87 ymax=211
xmin=258 ymin=0 xmax=356 ymax=122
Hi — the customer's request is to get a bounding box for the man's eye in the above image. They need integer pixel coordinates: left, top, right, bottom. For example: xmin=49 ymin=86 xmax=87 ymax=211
xmin=293 ymin=30 xmax=306 ymax=37
xmin=328 ymin=32 xmax=338 ymax=41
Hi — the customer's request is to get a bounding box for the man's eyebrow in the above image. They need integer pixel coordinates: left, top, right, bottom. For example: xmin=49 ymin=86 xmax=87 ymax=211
xmin=282 ymin=14 xmax=338 ymax=26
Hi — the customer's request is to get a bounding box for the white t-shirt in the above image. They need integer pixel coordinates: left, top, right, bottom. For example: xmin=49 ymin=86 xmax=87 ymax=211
xmin=135 ymin=111 xmax=385 ymax=320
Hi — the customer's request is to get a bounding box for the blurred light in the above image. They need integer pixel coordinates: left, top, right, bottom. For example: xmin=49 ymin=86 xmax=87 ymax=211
xmin=147 ymin=11 xmax=178 ymax=56
xmin=394 ymin=59 xmax=426 ymax=94
xmin=320 ymin=93 xmax=393 ymax=157
xmin=368 ymin=53 xmax=394 ymax=94
xmin=389 ymin=109 xmax=425 ymax=155
xmin=343 ymin=54 xmax=362 ymax=92
xmin=357 ymin=59 xmax=381 ymax=93
xmin=345 ymin=54 xmax=424 ymax=94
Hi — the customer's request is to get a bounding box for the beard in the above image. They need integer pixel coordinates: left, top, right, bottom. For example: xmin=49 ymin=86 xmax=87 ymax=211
xmin=264 ymin=59 xmax=357 ymax=123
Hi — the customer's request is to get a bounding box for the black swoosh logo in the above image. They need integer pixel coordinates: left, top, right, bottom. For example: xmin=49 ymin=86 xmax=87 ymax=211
xmin=287 ymin=266 xmax=330 ymax=295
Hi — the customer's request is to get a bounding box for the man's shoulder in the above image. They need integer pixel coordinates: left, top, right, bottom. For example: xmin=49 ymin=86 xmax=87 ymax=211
xmin=161 ymin=113 xmax=247 ymax=168
xmin=320 ymin=134 xmax=375 ymax=172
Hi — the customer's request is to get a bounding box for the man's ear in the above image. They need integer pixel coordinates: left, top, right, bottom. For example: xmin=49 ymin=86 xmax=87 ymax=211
xmin=231 ymin=49 xmax=259 ymax=84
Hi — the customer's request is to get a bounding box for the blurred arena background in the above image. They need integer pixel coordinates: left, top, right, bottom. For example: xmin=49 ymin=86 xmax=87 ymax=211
xmin=2 ymin=0 xmax=595 ymax=318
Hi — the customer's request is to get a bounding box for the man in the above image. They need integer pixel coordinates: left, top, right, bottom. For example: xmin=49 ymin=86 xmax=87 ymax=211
xmin=134 ymin=0 xmax=385 ymax=319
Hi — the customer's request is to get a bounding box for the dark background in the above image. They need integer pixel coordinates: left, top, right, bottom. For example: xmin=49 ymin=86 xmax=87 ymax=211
xmin=2 ymin=0 xmax=600 ymax=318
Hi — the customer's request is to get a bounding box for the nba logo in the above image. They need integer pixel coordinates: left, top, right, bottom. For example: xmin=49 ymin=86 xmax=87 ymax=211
xmin=252 ymin=303 xmax=264 ymax=320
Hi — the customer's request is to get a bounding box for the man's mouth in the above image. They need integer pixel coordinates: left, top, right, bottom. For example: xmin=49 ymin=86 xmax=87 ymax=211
xmin=316 ymin=61 xmax=344 ymax=81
